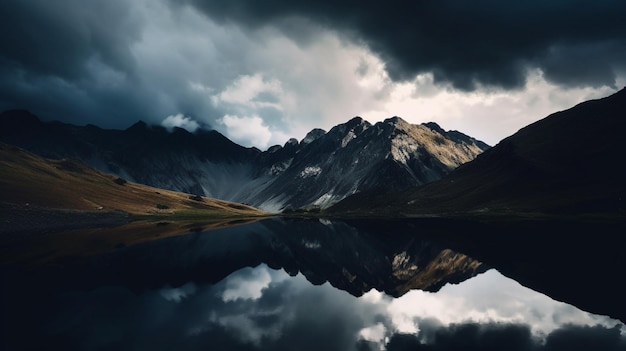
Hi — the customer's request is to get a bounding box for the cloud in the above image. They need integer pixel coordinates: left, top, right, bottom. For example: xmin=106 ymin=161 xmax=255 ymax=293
xmin=1 ymin=0 xmax=624 ymax=149
xmin=219 ymin=114 xmax=273 ymax=148
xmin=384 ymin=269 xmax=621 ymax=337
xmin=0 ymin=1 xmax=170 ymax=126
xmin=159 ymin=282 xmax=198 ymax=303
xmin=385 ymin=322 xmax=626 ymax=351
xmin=0 ymin=0 xmax=395 ymax=148
xmin=363 ymin=70 xmax=618 ymax=145
xmin=221 ymin=266 xmax=273 ymax=301
xmin=0 ymin=0 xmax=140 ymax=80
xmin=189 ymin=0 xmax=626 ymax=91
xmin=207 ymin=32 xmax=396 ymax=146
xmin=212 ymin=73 xmax=284 ymax=111
xmin=543 ymin=324 xmax=626 ymax=351
xmin=538 ymin=42 xmax=626 ymax=88
xmin=161 ymin=114 xmax=201 ymax=132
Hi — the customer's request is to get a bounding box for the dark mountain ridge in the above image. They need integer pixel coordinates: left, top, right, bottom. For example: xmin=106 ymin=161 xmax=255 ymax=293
xmin=0 ymin=110 xmax=489 ymax=211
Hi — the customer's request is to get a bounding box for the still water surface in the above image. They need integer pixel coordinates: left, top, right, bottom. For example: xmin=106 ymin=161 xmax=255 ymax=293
xmin=1 ymin=217 xmax=625 ymax=350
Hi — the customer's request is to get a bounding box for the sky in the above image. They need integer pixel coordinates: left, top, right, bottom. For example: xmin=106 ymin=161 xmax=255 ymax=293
xmin=1 ymin=1 xmax=625 ymax=149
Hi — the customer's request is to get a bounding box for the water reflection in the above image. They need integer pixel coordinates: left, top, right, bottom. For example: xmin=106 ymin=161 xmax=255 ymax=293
xmin=1 ymin=218 xmax=488 ymax=296
xmin=1 ymin=217 xmax=625 ymax=350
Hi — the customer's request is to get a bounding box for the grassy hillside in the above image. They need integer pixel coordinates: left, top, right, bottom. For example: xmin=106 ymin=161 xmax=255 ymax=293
xmin=1 ymin=142 xmax=265 ymax=215
xmin=0 ymin=142 xmax=271 ymax=264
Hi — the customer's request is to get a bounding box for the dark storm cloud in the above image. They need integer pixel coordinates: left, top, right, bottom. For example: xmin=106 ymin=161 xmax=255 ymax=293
xmin=0 ymin=0 xmax=222 ymax=128
xmin=190 ymin=0 xmax=626 ymax=90
xmin=0 ymin=1 xmax=139 ymax=80
xmin=0 ymin=1 xmax=145 ymax=124
xmin=2 ymin=0 xmax=625 ymax=139
xmin=386 ymin=321 xmax=626 ymax=351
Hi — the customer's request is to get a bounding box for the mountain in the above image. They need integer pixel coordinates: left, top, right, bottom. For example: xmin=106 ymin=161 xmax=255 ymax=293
xmin=0 ymin=111 xmax=489 ymax=211
xmin=253 ymin=116 xmax=488 ymax=210
xmin=329 ymin=87 xmax=626 ymax=216
xmin=0 ymin=143 xmax=266 ymax=237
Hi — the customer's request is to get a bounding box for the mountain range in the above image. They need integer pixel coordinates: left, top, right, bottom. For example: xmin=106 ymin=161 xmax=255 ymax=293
xmin=0 ymin=111 xmax=488 ymax=212
xmin=2 ymin=88 xmax=625 ymax=217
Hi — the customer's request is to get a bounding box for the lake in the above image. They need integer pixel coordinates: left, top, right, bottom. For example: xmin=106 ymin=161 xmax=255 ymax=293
xmin=1 ymin=217 xmax=625 ymax=350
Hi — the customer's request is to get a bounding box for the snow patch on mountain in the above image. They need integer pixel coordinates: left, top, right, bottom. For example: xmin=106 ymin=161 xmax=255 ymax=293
xmin=342 ymin=130 xmax=356 ymax=148
xmin=302 ymin=239 xmax=322 ymax=249
xmin=390 ymin=134 xmax=419 ymax=165
xmin=299 ymin=166 xmax=322 ymax=178
xmin=312 ymin=192 xmax=339 ymax=208
xmin=269 ymin=158 xmax=293 ymax=175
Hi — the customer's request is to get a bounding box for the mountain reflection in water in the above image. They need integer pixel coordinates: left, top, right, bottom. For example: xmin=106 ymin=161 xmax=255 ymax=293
xmin=1 ymin=217 xmax=625 ymax=350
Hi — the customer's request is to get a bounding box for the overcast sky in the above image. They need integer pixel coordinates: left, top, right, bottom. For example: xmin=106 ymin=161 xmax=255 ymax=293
xmin=1 ymin=1 xmax=625 ymax=148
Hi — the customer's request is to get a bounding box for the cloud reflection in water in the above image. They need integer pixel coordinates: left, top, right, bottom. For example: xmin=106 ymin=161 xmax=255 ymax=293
xmin=25 ymin=264 xmax=624 ymax=351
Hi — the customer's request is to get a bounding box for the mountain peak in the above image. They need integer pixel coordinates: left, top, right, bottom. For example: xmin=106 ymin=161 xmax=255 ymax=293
xmin=126 ymin=120 xmax=149 ymax=132
xmin=301 ymin=128 xmax=326 ymax=145
xmin=385 ymin=116 xmax=413 ymax=126
xmin=382 ymin=116 xmax=414 ymax=132
xmin=0 ymin=109 xmax=42 ymax=133
xmin=344 ymin=116 xmax=370 ymax=129
xmin=422 ymin=122 xmax=446 ymax=134
xmin=328 ymin=116 xmax=371 ymax=140
xmin=384 ymin=116 xmax=406 ymax=124
xmin=0 ymin=109 xmax=40 ymax=120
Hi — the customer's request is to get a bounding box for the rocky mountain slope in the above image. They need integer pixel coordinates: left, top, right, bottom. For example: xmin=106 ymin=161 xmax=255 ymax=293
xmin=329 ymin=87 xmax=626 ymax=216
xmin=0 ymin=111 xmax=488 ymax=211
